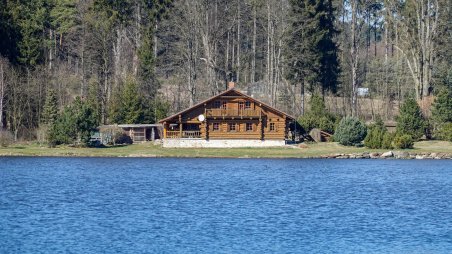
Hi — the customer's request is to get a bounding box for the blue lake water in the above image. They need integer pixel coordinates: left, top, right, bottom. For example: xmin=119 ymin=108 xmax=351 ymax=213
xmin=0 ymin=157 xmax=451 ymax=253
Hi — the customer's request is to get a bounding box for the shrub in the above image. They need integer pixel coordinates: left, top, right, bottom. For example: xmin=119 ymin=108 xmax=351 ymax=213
xmin=364 ymin=117 xmax=386 ymax=149
xmin=435 ymin=123 xmax=452 ymax=142
xmin=431 ymin=89 xmax=452 ymax=141
xmin=115 ymin=133 xmax=133 ymax=145
xmin=334 ymin=117 xmax=367 ymax=146
xmin=48 ymin=97 xmax=98 ymax=147
xmin=298 ymin=93 xmax=339 ymax=134
xmin=381 ymin=132 xmax=394 ymax=149
xmin=396 ymin=97 xmax=426 ymax=140
xmin=431 ymin=89 xmax=452 ymax=124
xmin=393 ymin=134 xmax=414 ymax=149
xmin=364 ymin=127 xmax=384 ymax=148
xmin=0 ymin=130 xmax=14 ymax=147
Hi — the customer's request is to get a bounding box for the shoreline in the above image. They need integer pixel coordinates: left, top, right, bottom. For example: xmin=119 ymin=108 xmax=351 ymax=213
xmin=1 ymin=141 xmax=451 ymax=160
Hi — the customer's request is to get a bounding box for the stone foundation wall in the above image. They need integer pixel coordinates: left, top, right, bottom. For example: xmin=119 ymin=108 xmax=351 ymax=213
xmin=162 ymin=139 xmax=286 ymax=148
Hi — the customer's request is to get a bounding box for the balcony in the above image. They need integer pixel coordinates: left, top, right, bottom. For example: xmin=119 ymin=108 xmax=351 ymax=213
xmin=206 ymin=109 xmax=261 ymax=118
xmin=166 ymin=130 xmax=201 ymax=139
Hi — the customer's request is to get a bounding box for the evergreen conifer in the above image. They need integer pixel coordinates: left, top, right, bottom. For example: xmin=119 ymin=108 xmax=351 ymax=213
xmin=41 ymin=89 xmax=58 ymax=125
xmin=396 ymin=97 xmax=426 ymax=140
xmin=286 ymin=0 xmax=339 ymax=93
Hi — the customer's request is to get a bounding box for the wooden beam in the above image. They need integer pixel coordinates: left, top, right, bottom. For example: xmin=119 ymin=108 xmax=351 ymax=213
xmin=163 ymin=122 xmax=167 ymax=139
xmin=205 ymin=119 xmax=208 ymax=140
xmin=219 ymin=96 xmax=244 ymax=99
xmin=179 ymin=115 xmax=182 ymax=138
xmin=260 ymin=118 xmax=264 ymax=140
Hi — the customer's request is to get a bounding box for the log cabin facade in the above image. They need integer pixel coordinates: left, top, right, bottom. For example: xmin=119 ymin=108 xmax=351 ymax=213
xmin=159 ymin=85 xmax=295 ymax=147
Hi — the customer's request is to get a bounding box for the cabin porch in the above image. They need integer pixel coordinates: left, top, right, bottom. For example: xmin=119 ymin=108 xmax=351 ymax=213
xmin=164 ymin=123 xmax=202 ymax=139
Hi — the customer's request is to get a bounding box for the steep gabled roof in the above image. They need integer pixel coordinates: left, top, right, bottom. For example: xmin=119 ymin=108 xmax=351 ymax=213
xmin=159 ymin=88 xmax=295 ymax=123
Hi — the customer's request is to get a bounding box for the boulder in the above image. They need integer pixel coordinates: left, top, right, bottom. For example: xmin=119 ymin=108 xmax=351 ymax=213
xmin=369 ymin=152 xmax=380 ymax=159
xmin=309 ymin=128 xmax=322 ymax=143
xmin=380 ymin=151 xmax=394 ymax=158
xmin=394 ymin=151 xmax=410 ymax=159
xmin=415 ymin=155 xmax=425 ymax=160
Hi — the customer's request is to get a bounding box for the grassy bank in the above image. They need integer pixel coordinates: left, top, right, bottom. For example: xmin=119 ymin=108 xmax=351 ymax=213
xmin=0 ymin=141 xmax=451 ymax=158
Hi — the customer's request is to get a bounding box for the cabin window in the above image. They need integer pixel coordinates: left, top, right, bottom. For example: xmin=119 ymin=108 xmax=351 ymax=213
xmin=228 ymin=123 xmax=237 ymax=132
xmin=269 ymin=123 xmax=275 ymax=131
xmin=239 ymin=101 xmax=245 ymax=110
xmin=222 ymin=101 xmax=227 ymax=109
xmin=186 ymin=124 xmax=200 ymax=131
xmin=213 ymin=123 xmax=220 ymax=131
xmin=213 ymin=101 xmax=221 ymax=108
xmin=246 ymin=123 xmax=253 ymax=131
xmin=245 ymin=101 xmax=251 ymax=109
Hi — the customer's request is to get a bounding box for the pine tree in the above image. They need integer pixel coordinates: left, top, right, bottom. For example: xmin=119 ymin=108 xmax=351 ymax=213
xmin=10 ymin=0 xmax=50 ymax=67
xmin=139 ymin=0 xmax=173 ymax=74
xmin=286 ymin=0 xmax=339 ymax=94
xmin=109 ymin=80 xmax=143 ymax=124
xmin=41 ymin=89 xmax=58 ymax=125
xmin=48 ymin=97 xmax=98 ymax=146
xmin=86 ymin=80 xmax=101 ymax=125
xmin=432 ymin=89 xmax=452 ymax=124
xmin=122 ymin=80 xmax=143 ymax=124
xmin=109 ymin=87 xmax=125 ymax=124
xmin=73 ymin=97 xmax=98 ymax=144
xmin=0 ymin=0 xmax=20 ymax=61
xmin=396 ymin=97 xmax=426 ymax=140
xmin=431 ymin=89 xmax=452 ymax=140
xmin=50 ymin=0 xmax=79 ymax=37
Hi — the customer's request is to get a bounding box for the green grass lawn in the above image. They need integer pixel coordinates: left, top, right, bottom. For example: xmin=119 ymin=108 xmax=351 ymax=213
xmin=1 ymin=140 xmax=451 ymax=158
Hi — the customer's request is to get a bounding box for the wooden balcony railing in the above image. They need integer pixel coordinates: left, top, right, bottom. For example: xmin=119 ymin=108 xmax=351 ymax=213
xmin=166 ymin=130 xmax=201 ymax=139
xmin=206 ymin=109 xmax=261 ymax=118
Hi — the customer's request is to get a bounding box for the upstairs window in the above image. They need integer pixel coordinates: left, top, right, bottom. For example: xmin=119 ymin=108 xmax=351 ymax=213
xmin=222 ymin=101 xmax=227 ymax=109
xmin=269 ymin=123 xmax=275 ymax=131
xmin=228 ymin=123 xmax=237 ymax=132
xmin=246 ymin=123 xmax=253 ymax=131
xmin=239 ymin=101 xmax=245 ymax=110
xmin=213 ymin=101 xmax=221 ymax=108
xmin=213 ymin=123 xmax=220 ymax=131
xmin=245 ymin=101 xmax=251 ymax=109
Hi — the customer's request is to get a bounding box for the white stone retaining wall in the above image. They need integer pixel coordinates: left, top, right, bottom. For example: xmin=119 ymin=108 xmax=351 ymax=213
xmin=163 ymin=139 xmax=286 ymax=148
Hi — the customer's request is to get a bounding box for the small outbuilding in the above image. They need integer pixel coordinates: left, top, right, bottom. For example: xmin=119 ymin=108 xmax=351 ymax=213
xmin=98 ymin=124 xmax=162 ymax=144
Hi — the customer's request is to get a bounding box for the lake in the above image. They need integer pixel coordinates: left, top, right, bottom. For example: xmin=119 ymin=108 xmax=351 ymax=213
xmin=0 ymin=157 xmax=451 ymax=253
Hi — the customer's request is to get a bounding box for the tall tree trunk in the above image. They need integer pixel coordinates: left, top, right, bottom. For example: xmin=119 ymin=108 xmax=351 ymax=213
xmin=49 ymin=29 xmax=53 ymax=71
xmin=0 ymin=59 xmax=5 ymax=129
xmin=154 ymin=23 xmax=158 ymax=74
xmin=133 ymin=2 xmax=141 ymax=77
xmin=384 ymin=18 xmax=389 ymax=119
xmin=236 ymin=0 xmax=241 ymax=83
xmin=350 ymin=0 xmax=359 ymax=117
xmin=225 ymin=30 xmax=230 ymax=85
xmin=266 ymin=0 xmax=271 ymax=95
xmin=300 ymin=81 xmax=305 ymax=116
xmin=80 ymin=21 xmax=86 ymax=97
xmin=251 ymin=3 xmax=257 ymax=83
xmin=113 ymin=26 xmax=123 ymax=89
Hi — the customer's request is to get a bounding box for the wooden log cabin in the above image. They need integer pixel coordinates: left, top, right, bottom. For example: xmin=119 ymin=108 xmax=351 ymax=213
xmin=159 ymin=83 xmax=295 ymax=148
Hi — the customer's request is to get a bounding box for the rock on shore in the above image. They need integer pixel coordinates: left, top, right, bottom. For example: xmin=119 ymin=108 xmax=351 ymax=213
xmin=324 ymin=151 xmax=452 ymax=159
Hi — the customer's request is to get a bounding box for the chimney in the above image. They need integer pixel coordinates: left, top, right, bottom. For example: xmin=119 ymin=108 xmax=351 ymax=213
xmin=228 ymin=81 xmax=235 ymax=90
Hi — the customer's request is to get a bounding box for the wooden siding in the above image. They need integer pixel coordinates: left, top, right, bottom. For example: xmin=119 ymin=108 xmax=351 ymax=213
xmin=161 ymin=89 xmax=292 ymax=141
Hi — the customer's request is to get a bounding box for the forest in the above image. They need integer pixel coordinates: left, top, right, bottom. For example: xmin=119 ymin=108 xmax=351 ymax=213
xmin=0 ymin=0 xmax=451 ymax=145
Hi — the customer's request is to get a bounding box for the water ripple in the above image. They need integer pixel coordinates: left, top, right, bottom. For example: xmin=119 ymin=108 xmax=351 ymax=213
xmin=0 ymin=158 xmax=451 ymax=253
